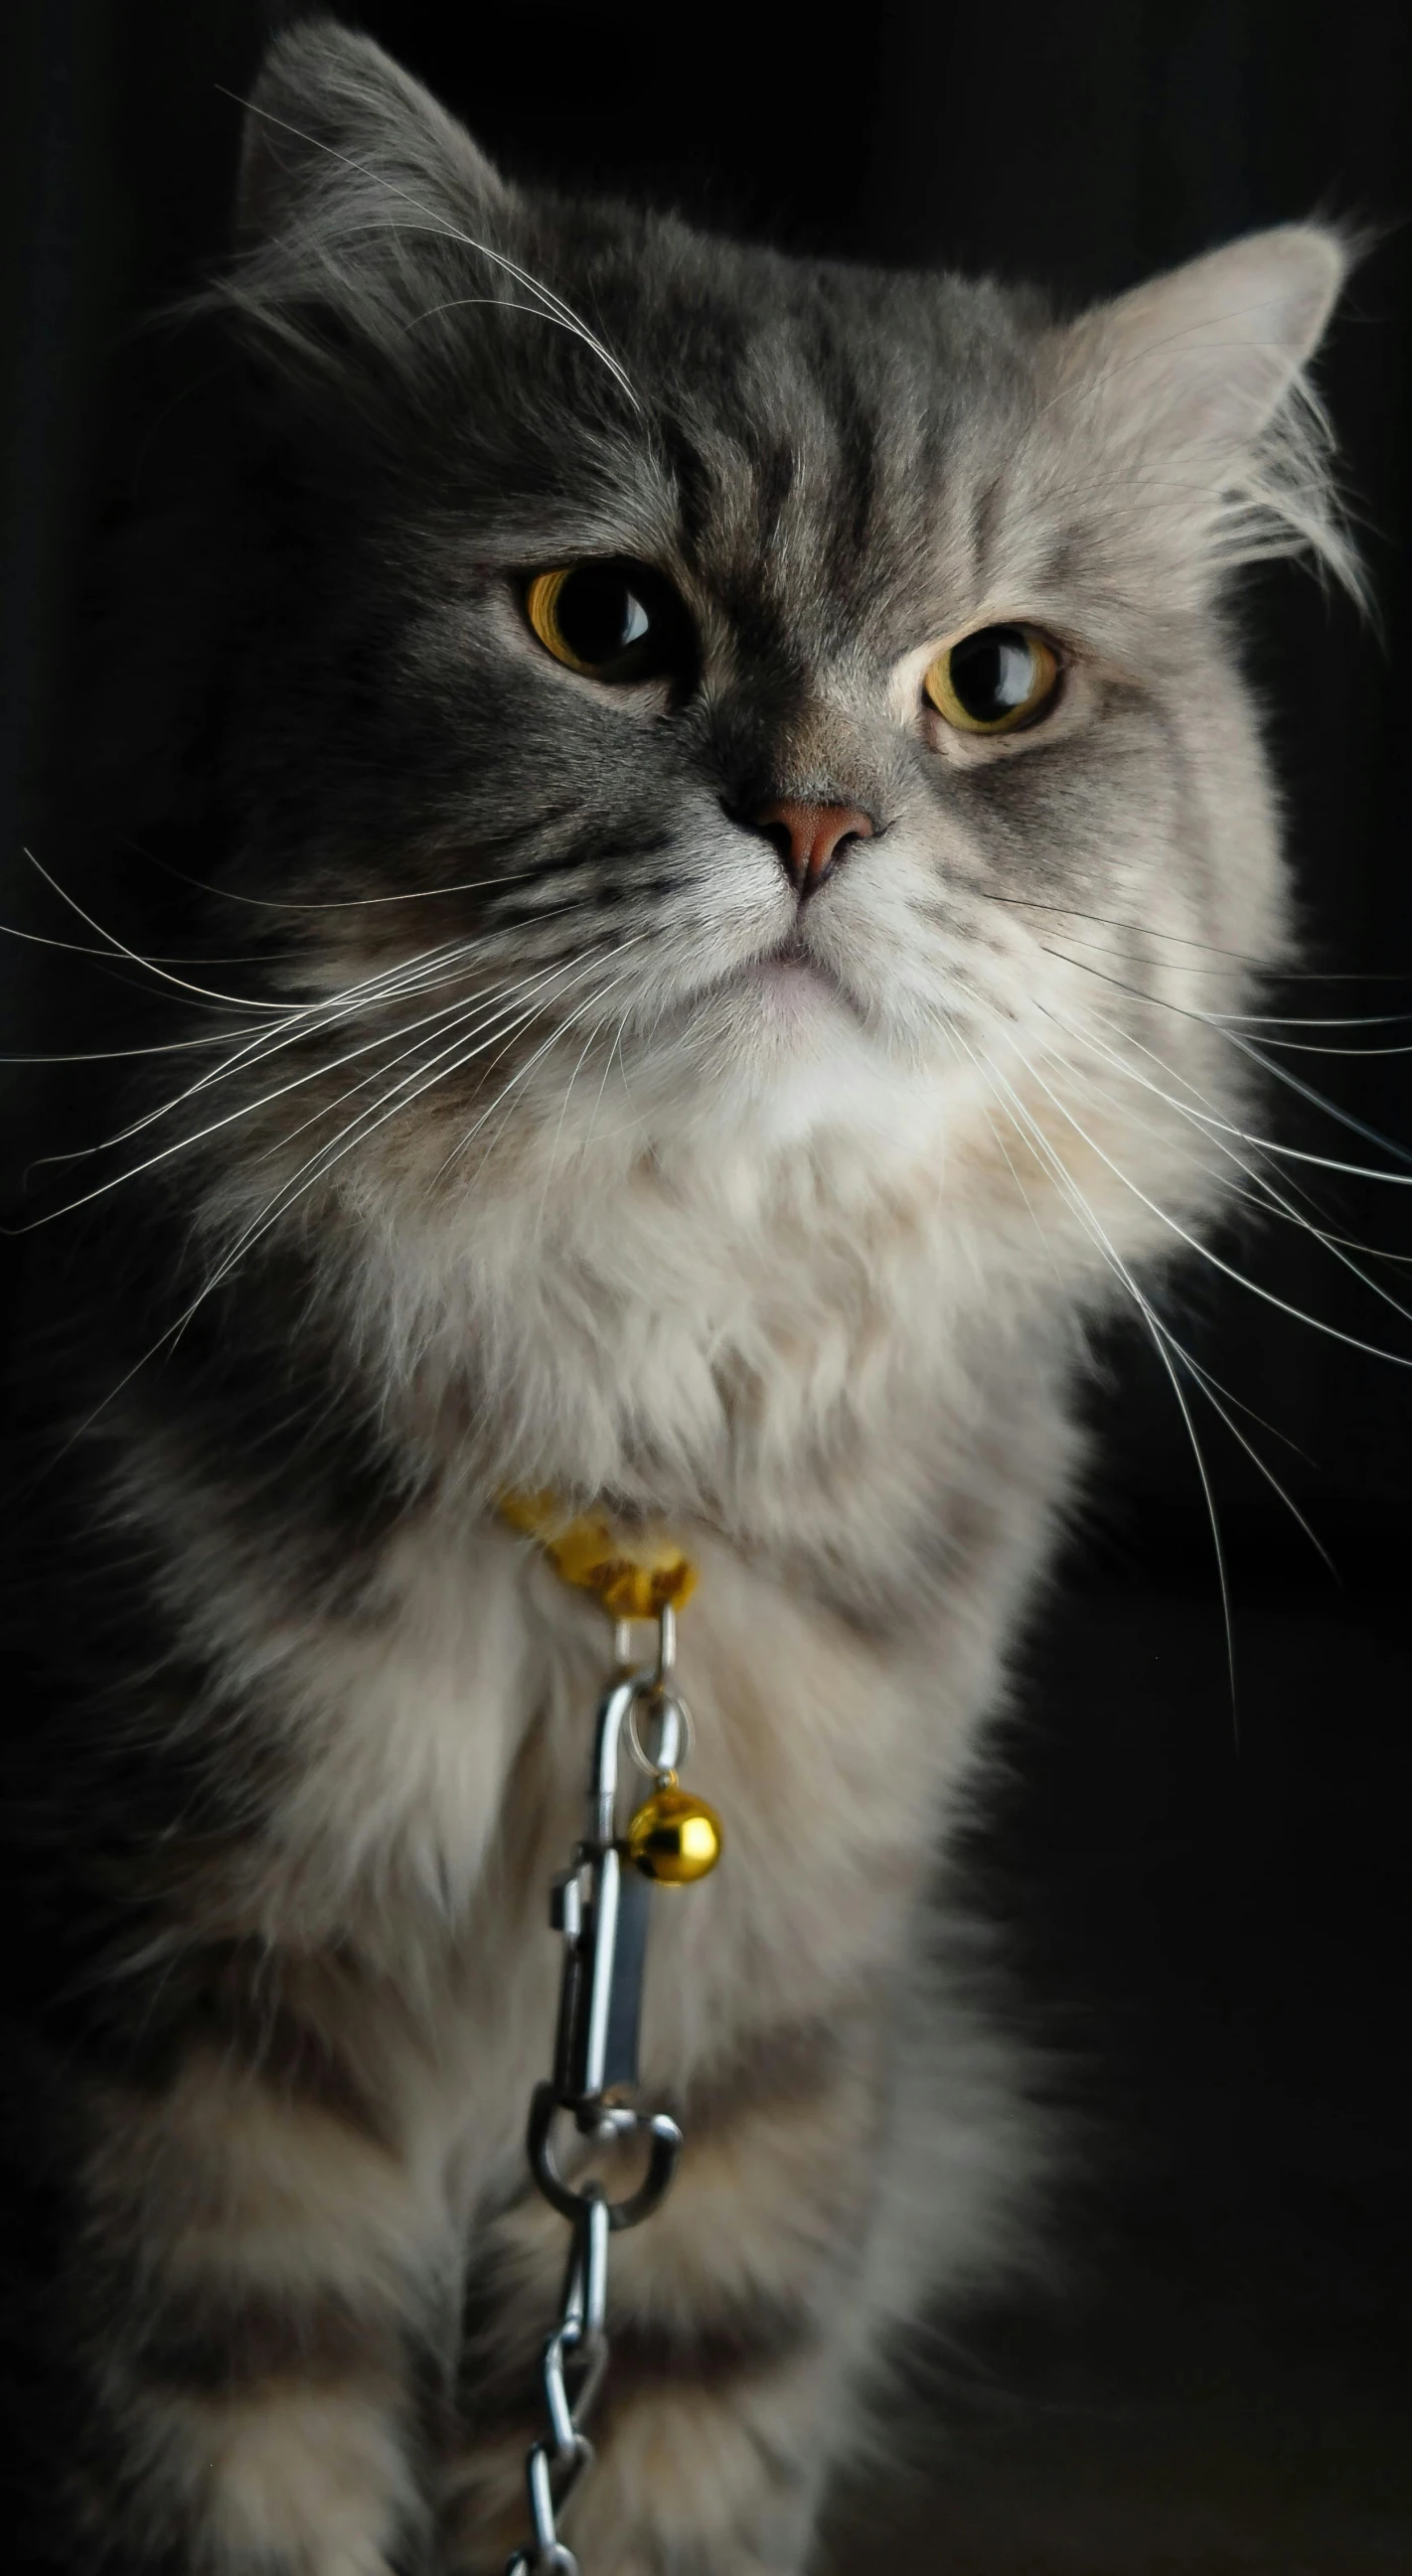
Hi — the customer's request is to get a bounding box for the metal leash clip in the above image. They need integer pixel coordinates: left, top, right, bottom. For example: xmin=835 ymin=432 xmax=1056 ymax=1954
xmin=505 ymin=1604 xmax=721 ymax=2576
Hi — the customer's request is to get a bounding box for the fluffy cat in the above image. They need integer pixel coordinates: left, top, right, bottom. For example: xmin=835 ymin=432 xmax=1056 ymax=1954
xmin=0 ymin=18 xmax=1354 ymax=2573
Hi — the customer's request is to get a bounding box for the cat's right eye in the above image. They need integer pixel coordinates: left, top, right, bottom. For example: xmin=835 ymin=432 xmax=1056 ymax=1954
xmin=524 ymin=561 xmax=693 ymax=685
xmin=924 ymin=624 xmax=1061 ymax=735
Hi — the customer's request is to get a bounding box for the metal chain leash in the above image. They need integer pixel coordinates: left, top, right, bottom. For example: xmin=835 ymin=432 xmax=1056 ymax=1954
xmin=505 ymin=1605 xmax=720 ymax=2576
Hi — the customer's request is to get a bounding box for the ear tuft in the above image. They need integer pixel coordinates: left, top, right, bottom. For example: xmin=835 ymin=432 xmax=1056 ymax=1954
xmin=210 ymin=19 xmax=542 ymax=430
xmin=234 ymin=17 xmax=509 ymax=252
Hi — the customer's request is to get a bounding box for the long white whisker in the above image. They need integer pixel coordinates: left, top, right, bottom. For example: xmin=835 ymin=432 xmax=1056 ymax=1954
xmin=966 ymin=1037 xmax=1337 ymax=1579
xmin=252 ymin=950 xmax=599 ymax=1164
xmin=1017 ymin=1085 xmax=1312 ymax=1457
xmin=1223 ymin=1020 xmax=1412 ymax=1164
xmin=1005 ymin=1033 xmax=1412 ymax=1369
xmin=174 ymin=954 xmax=645 ymax=1391
xmin=1036 ymin=949 xmax=1412 ymax=1188
xmin=1226 ymin=1014 xmax=1412 ymax=1035
xmin=566 ymin=994 xmax=656 ymax=1162
xmin=1038 ymin=942 xmax=1412 ymax=1033
xmin=135 ymin=842 xmax=555 ymax=910
xmin=26 ymin=915 xmax=565 ymax=1174
xmin=1030 ymin=979 xmax=1412 ymax=1305
xmin=536 ymin=1010 xmax=610 ymax=1228
xmin=970 ymin=1032 xmax=1345 ymax=1663
xmin=1042 ymin=943 xmax=1412 ymax=1173
xmin=971 ymin=886 xmax=1412 ymax=977
xmin=967 ymin=1022 xmax=1319 ymax=1459
xmin=939 ymin=1026 xmax=1069 ymax=1297
xmin=1037 ymin=997 xmax=1412 ymax=1334
xmin=394 ymin=293 xmax=600 ymax=343
xmin=30 ymin=949 xmax=463 ymax=1169
xmin=582 ymin=1008 xmax=635 ymax=1158
xmin=0 ymin=919 xmax=203 ymax=968
xmin=151 ymin=954 xmax=632 ymax=1393
xmin=0 ymin=1034 xmax=253 ymax=1065
xmin=20 ymin=934 xmax=498 ymax=1183
xmin=953 ymin=1030 xmax=1240 ymax=1711
xmin=22 ymin=850 xmax=301 ymax=1013
xmin=7 ymin=946 xmax=590 ymax=1229
xmin=433 ymin=952 xmax=646 ymax=1187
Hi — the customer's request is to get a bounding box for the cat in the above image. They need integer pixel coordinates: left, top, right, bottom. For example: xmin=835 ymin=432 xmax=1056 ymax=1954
xmin=0 ymin=16 xmax=1357 ymax=2573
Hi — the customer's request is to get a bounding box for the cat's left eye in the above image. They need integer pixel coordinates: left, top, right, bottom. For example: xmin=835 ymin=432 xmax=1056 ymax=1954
xmin=924 ymin=623 xmax=1061 ymax=735
xmin=524 ymin=561 xmax=692 ymax=684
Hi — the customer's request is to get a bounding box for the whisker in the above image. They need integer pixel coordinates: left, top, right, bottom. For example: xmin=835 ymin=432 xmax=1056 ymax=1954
xmin=133 ymin=830 xmax=572 ymax=910
xmin=972 ymin=1032 xmax=1345 ymax=1678
xmin=79 ymin=954 xmax=629 ymax=1449
xmin=22 ymin=850 xmax=301 ymax=1013
xmin=0 ymin=919 xmax=206 ymax=968
xmin=26 ymin=895 xmax=592 ymax=1171
xmin=244 ymin=943 xmax=634 ymax=1227
xmin=562 ymin=994 xmax=655 ymax=1163
xmin=0 ymin=1035 xmax=253 ymax=1066
xmin=1063 ymin=985 xmax=1412 ymax=1272
xmin=1218 ymin=1169 xmax=1412 ymax=1268
xmin=172 ymin=950 xmax=645 ymax=1389
xmin=1200 ymin=1019 xmax=1412 ymax=1042
xmin=6 ymin=945 xmax=589 ymax=1228
xmin=249 ymin=950 xmax=595 ymax=1164
xmin=1078 ymin=1088 xmax=1411 ymax=1394
xmin=969 ymin=885 xmax=1412 ymax=977
xmin=952 ymin=1028 xmax=1241 ymax=1711
xmin=1005 ymin=1029 xmax=1412 ymax=1368
xmin=23 ymin=933 xmax=497 ymax=1176
xmin=1041 ymin=946 xmax=1412 ymax=1183
xmin=1043 ymin=998 xmax=1412 ymax=1325
xmin=23 ymin=939 xmax=640 ymax=1485
xmin=393 ymin=293 xmax=603 ymax=344
xmin=944 ymin=1031 xmax=1070 ymax=1300
xmin=583 ymin=1007 xmax=635 ymax=1158
xmin=536 ymin=1010 xmax=610 ymax=1225
xmin=432 ymin=950 xmax=647 ymax=1187
xmin=968 ymin=1020 xmax=1320 ymax=1459
xmin=1221 ymin=1020 xmax=1412 ymax=1167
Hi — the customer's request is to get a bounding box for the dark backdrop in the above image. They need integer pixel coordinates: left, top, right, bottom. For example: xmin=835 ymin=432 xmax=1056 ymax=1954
xmin=3 ymin=5 xmax=1410 ymax=2564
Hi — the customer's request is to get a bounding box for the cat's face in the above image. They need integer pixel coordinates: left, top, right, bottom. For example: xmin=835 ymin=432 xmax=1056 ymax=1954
xmin=202 ymin=26 xmax=1347 ymax=1233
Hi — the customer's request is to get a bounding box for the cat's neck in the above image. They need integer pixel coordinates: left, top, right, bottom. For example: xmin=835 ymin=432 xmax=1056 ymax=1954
xmin=327 ymin=1107 xmax=1080 ymax=1570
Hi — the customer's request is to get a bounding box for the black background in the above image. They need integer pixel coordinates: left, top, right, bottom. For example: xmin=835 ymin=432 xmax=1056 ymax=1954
xmin=3 ymin=5 xmax=1410 ymax=2564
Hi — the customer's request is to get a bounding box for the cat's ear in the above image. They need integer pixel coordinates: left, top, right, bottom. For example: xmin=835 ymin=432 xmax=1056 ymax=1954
xmin=1048 ymin=226 xmax=1360 ymax=597
xmin=234 ymin=19 xmax=512 ymax=256
xmin=221 ymin=22 xmax=522 ymax=421
xmin=1058 ymin=226 xmax=1345 ymax=457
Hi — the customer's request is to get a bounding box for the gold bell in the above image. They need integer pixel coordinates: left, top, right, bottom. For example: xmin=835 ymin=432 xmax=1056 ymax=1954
xmin=626 ymin=1785 xmax=722 ymax=1885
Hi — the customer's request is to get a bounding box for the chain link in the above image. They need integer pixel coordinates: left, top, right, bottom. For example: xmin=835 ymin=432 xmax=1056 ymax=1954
xmin=504 ymin=1611 xmax=692 ymax=2576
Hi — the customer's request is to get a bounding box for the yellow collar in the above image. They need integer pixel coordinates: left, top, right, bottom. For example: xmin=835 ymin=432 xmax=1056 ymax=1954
xmin=499 ymin=1490 xmax=697 ymax=1621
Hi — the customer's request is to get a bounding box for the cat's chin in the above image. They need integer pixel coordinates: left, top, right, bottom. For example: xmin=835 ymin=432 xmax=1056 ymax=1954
xmin=738 ymin=950 xmax=849 ymax=1023
xmin=625 ymin=956 xmax=934 ymax=1153
xmin=638 ymin=946 xmax=870 ymax=1087
xmin=706 ymin=956 xmax=876 ymax=1091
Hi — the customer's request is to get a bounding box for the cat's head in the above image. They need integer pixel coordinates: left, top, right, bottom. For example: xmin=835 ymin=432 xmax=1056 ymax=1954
xmin=182 ymin=21 xmax=1351 ymax=1259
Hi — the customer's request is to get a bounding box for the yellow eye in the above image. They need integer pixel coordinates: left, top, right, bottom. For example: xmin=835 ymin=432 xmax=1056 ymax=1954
xmin=924 ymin=624 xmax=1061 ymax=734
xmin=524 ymin=560 xmax=691 ymax=683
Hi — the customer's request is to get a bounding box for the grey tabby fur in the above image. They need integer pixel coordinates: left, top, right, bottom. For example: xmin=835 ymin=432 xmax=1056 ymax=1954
xmin=0 ymin=18 xmax=1353 ymax=2574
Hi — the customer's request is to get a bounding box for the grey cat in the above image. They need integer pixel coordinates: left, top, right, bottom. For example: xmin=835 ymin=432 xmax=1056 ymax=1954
xmin=0 ymin=17 xmax=1356 ymax=2574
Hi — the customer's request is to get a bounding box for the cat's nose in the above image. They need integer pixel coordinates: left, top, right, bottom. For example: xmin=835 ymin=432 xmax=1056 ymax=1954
xmin=751 ymin=799 xmax=874 ymax=896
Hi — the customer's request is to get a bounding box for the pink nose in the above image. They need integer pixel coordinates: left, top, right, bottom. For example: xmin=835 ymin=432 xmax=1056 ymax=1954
xmin=752 ymin=799 xmax=874 ymax=895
